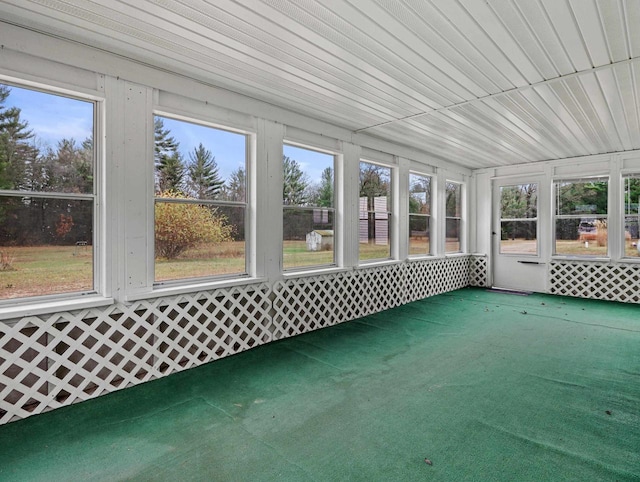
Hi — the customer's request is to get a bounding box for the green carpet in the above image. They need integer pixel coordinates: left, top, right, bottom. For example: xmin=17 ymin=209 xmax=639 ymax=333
xmin=1 ymin=287 xmax=639 ymax=481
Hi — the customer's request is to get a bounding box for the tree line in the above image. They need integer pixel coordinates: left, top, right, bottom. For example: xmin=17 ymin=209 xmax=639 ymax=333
xmin=0 ymin=84 xmax=93 ymax=246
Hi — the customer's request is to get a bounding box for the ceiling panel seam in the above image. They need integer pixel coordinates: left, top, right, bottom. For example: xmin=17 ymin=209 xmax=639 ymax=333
xmin=355 ymin=56 xmax=640 ymax=133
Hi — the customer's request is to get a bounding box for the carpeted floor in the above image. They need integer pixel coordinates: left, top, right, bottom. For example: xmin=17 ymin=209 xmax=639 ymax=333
xmin=0 ymin=287 xmax=639 ymax=481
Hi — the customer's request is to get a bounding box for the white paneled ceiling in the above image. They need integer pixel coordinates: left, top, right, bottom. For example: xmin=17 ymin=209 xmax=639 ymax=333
xmin=1 ymin=0 xmax=639 ymax=169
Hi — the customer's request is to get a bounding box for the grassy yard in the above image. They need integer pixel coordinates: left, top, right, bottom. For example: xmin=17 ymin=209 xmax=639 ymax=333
xmin=5 ymin=237 xmax=638 ymax=300
xmin=500 ymin=238 xmax=640 ymax=257
xmin=409 ymin=237 xmax=431 ymax=256
xmin=155 ymin=241 xmax=245 ymax=281
xmin=0 ymin=245 xmax=93 ymax=300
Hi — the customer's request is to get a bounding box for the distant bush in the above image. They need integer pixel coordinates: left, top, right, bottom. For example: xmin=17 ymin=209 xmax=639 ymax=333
xmin=0 ymin=250 xmax=15 ymax=271
xmin=155 ymin=191 xmax=233 ymax=259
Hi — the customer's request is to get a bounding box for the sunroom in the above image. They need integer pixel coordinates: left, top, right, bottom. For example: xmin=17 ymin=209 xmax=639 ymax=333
xmin=0 ymin=1 xmax=638 ymax=480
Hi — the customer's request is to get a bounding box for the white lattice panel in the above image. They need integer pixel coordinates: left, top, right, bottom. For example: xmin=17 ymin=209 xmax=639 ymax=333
xmin=550 ymin=261 xmax=640 ymax=303
xmin=272 ymin=271 xmax=359 ymax=339
xmin=0 ymin=283 xmax=272 ymax=424
xmin=273 ymin=258 xmax=472 ymax=339
xmin=354 ymin=264 xmax=406 ymax=317
xmin=469 ymin=255 xmax=488 ymax=287
xmin=404 ymin=261 xmax=438 ymax=303
xmin=2 ymin=258 xmax=475 ymax=425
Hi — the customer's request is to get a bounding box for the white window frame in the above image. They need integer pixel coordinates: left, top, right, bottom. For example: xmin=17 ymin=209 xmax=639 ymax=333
xmin=282 ymin=141 xmax=341 ymax=272
xmin=444 ymin=180 xmax=464 ymax=254
xmin=358 ymin=159 xmax=394 ymax=264
xmin=408 ymin=171 xmax=433 ymax=258
xmin=621 ymin=173 xmax=640 ymax=259
xmin=552 ymin=176 xmax=610 ymax=258
xmin=0 ymin=78 xmax=104 ymax=308
xmin=151 ymin=111 xmax=253 ymax=287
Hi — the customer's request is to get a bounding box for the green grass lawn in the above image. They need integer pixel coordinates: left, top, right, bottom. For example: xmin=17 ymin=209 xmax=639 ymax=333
xmin=5 ymin=237 xmax=638 ymax=299
xmin=0 ymin=245 xmax=93 ymax=300
xmin=500 ymin=238 xmax=640 ymax=257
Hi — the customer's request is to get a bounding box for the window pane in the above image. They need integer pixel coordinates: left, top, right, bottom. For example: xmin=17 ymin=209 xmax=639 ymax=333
xmin=0 ymin=83 xmax=95 ymax=300
xmin=555 ymin=217 xmax=607 ymax=256
xmin=155 ymin=200 xmax=245 ymax=281
xmin=499 ymin=184 xmax=538 ymax=255
xmin=500 ymin=221 xmax=537 ymax=254
xmin=282 ymin=145 xmax=335 ymax=270
xmin=624 ymin=177 xmax=640 ymax=258
xmin=0 ymin=196 xmax=93 ymax=299
xmin=283 ymin=145 xmax=334 ymax=208
xmin=409 ymin=215 xmax=430 ymax=255
xmin=409 ymin=174 xmax=431 ymax=215
xmin=359 ymin=162 xmax=391 ymax=261
xmin=445 ymin=182 xmax=461 ymax=218
xmin=359 ymin=212 xmax=391 ymax=261
xmin=555 ymin=180 xmax=608 ymax=216
xmin=445 ymin=218 xmax=461 ymax=253
xmin=554 ymin=180 xmax=608 ymax=256
xmin=445 ymin=182 xmax=462 ymax=253
xmin=153 ymin=116 xmax=247 ymax=281
xmin=500 ymin=184 xmax=537 ymax=219
xmin=283 ymin=208 xmax=334 ymax=269
xmin=409 ymin=174 xmax=431 ymax=256
xmin=0 ymin=84 xmax=94 ymax=194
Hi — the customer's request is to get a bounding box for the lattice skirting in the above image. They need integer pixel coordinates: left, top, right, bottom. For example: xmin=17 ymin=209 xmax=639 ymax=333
xmin=1 ymin=257 xmax=479 ymax=425
xmin=549 ymin=261 xmax=640 ymax=303
xmin=469 ymin=255 xmax=488 ymax=287
xmin=272 ymin=257 xmax=472 ymax=338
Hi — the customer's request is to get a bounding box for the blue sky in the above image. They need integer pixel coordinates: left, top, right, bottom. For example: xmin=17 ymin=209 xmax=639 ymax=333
xmin=283 ymin=144 xmax=333 ymax=185
xmin=158 ymin=115 xmax=246 ymax=181
xmin=3 ymin=82 xmax=331 ymax=183
xmin=4 ymin=83 xmax=93 ymax=149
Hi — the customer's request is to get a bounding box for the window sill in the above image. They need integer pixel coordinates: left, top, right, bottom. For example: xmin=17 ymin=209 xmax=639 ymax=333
xmin=283 ymin=266 xmax=351 ymax=279
xmin=0 ymin=295 xmax=115 ymax=323
xmin=406 ymin=255 xmax=435 ymax=262
xmin=445 ymin=252 xmax=468 ymax=258
xmin=551 ymin=256 xmax=640 ymax=264
xmin=357 ymin=259 xmax=400 ymax=268
xmin=127 ymin=276 xmax=267 ymax=302
xmin=619 ymin=257 xmax=640 ymax=263
xmin=551 ymin=256 xmax=611 ymax=263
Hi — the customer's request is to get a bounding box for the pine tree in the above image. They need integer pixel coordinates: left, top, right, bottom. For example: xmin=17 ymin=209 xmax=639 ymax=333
xmin=0 ymin=84 xmax=36 ymax=190
xmin=186 ymin=143 xmax=223 ymax=199
xmin=316 ymin=167 xmax=333 ymax=208
xmin=223 ymin=167 xmax=246 ymax=202
xmin=154 ymin=117 xmax=179 ymax=164
xmin=157 ymin=151 xmax=185 ymax=193
xmin=154 ymin=117 xmax=181 ymax=193
xmin=283 ymin=155 xmax=309 ymax=205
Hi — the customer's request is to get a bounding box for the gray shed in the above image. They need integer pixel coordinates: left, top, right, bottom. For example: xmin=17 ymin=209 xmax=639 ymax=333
xmin=306 ymin=230 xmax=334 ymax=251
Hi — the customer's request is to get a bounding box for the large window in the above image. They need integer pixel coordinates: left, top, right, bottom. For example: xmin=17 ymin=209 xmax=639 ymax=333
xmin=499 ymin=183 xmax=538 ymax=255
xmin=445 ymin=181 xmax=462 ymax=253
xmin=154 ymin=115 xmax=247 ymax=283
xmin=554 ymin=178 xmax=608 ymax=256
xmin=359 ymin=161 xmax=392 ymax=261
xmin=408 ymin=173 xmax=432 ymax=256
xmin=0 ymin=83 xmax=95 ymax=301
xmin=623 ymin=174 xmax=640 ymax=258
xmin=282 ymin=144 xmax=336 ymax=270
